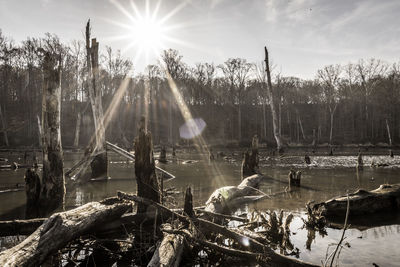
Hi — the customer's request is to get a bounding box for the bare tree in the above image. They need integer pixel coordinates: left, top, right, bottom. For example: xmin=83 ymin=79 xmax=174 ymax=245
xmin=317 ymin=64 xmax=341 ymax=145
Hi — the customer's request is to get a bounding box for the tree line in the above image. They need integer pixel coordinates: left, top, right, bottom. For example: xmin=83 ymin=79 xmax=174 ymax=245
xmin=1 ymin=29 xmax=399 ymax=148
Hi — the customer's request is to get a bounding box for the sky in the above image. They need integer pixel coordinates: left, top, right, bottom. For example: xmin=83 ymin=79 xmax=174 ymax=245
xmin=0 ymin=0 xmax=399 ymax=79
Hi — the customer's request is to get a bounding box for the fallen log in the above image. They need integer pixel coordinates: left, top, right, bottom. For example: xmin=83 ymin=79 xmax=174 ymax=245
xmin=0 ymin=218 xmax=45 ymax=236
xmin=313 ymin=183 xmax=400 ymax=219
xmin=118 ymin=192 xmax=316 ymax=267
xmin=205 ymin=174 xmax=267 ymax=214
xmin=147 ymin=232 xmax=184 ymax=267
xmin=0 ymin=197 xmax=131 ymax=267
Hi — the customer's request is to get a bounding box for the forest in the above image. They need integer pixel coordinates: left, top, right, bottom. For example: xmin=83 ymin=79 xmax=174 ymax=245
xmin=1 ymin=29 xmax=399 ymax=149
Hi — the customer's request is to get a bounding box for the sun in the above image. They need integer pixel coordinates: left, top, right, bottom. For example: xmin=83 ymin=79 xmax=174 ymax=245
xmin=130 ymin=14 xmax=166 ymax=52
xmin=108 ymin=0 xmax=188 ymax=65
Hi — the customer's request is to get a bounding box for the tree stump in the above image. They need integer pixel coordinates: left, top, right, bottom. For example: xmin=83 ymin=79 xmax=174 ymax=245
xmin=304 ymin=155 xmax=311 ymax=165
xmin=159 ymin=146 xmax=167 ymax=163
xmin=24 ymin=169 xmax=41 ymax=219
xmin=135 ymin=117 xmax=161 ymax=214
xmin=241 ymin=135 xmax=259 ymax=180
xmin=184 ymin=187 xmax=194 ymax=217
xmin=91 ymin=152 xmax=108 ymax=178
xmin=357 ymin=152 xmax=363 ymax=171
xmin=289 ymin=170 xmax=301 ymax=187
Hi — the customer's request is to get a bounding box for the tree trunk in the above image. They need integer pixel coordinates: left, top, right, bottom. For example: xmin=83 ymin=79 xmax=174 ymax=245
xmin=264 ymin=46 xmax=284 ymax=152
xmin=73 ymin=112 xmax=81 ymax=148
xmin=37 ymin=115 xmax=42 ymax=147
xmin=86 ymin=20 xmax=108 ymax=178
xmin=40 ymin=52 xmax=65 ymax=214
xmin=262 ymin=100 xmax=267 ymax=140
xmin=0 ymin=198 xmax=131 ymax=267
xmin=238 ymin=103 xmax=242 ymax=142
xmin=386 ymin=118 xmax=392 ymax=146
xmin=135 ymin=117 xmax=161 ymax=214
xmin=0 ymin=104 xmax=9 ymax=146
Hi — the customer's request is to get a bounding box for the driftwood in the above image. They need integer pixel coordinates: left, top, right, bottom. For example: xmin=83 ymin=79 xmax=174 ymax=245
xmin=204 ymin=174 xmax=267 ymax=214
xmin=118 ymin=192 xmax=316 ymax=267
xmin=0 ymin=197 xmax=131 ymax=267
xmin=313 ymin=183 xmax=400 ymax=219
xmin=147 ymin=232 xmax=184 ymax=267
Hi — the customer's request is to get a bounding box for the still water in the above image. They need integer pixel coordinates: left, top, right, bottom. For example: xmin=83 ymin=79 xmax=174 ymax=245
xmin=0 ymin=150 xmax=400 ymax=266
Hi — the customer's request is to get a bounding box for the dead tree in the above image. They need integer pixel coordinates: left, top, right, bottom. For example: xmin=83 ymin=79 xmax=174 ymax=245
xmin=86 ymin=20 xmax=108 ymax=178
xmin=264 ymin=46 xmax=284 ymax=153
xmin=357 ymin=152 xmax=363 ymax=171
xmin=39 ymin=51 xmax=65 ymax=214
xmin=135 ymin=117 xmax=161 ymax=214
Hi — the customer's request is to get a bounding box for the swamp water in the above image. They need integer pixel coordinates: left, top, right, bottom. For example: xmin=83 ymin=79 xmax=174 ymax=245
xmin=0 ymin=150 xmax=400 ymax=266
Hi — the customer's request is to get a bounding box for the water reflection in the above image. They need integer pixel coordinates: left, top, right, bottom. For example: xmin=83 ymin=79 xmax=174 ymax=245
xmin=0 ymin=151 xmax=400 ymax=266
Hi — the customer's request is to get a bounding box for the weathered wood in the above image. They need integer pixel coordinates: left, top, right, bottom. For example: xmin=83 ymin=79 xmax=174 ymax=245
xmin=159 ymin=146 xmax=167 ymax=163
xmin=40 ymin=51 xmax=65 ymax=214
xmin=0 ymin=198 xmax=131 ymax=267
xmin=134 ymin=117 xmax=161 ymax=213
xmin=86 ymin=20 xmax=108 ymax=179
xmin=205 ymin=174 xmax=266 ymax=214
xmin=288 ymin=170 xmax=301 ymax=187
xmin=118 ymin=192 xmax=316 ymax=267
xmin=313 ymin=183 xmax=400 ymax=219
xmin=264 ymin=46 xmax=283 ymax=153
xmin=147 ymin=232 xmax=184 ymax=267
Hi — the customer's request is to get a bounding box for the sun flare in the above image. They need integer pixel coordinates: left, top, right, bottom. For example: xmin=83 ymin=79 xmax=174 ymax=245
xmin=109 ymin=0 xmax=188 ymax=64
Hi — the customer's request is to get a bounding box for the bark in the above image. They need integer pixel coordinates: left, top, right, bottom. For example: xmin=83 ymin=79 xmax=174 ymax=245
xmin=264 ymin=46 xmax=283 ymax=152
xmin=134 ymin=117 xmax=161 ymax=214
xmin=0 ymin=198 xmax=131 ymax=267
xmin=0 ymin=104 xmax=9 ymax=146
xmin=147 ymin=232 xmax=184 ymax=267
xmin=40 ymin=52 xmax=65 ymax=214
xmin=86 ymin=20 xmax=108 ymax=178
xmin=73 ymin=112 xmax=81 ymax=148
xmin=313 ymin=183 xmax=400 ymax=219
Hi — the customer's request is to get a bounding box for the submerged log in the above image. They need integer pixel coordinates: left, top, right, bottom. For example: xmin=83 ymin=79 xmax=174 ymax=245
xmin=205 ymin=174 xmax=267 ymax=214
xmin=0 ymin=198 xmax=131 ymax=267
xmin=0 ymin=218 xmax=45 ymax=236
xmin=313 ymin=183 xmax=400 ymax=219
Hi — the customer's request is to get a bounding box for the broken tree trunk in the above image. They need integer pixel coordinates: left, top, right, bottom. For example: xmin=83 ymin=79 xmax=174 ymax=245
xmin=205 ymin=174 xmax=267 ymax=214
xmin=0 ymin=198 xmax=131 ymax=267
xmin=313 ymin=183 xmax=400 ymax=219
xmin=264 ymin=46 xmax=284 ymax=153
xmin=135 ymin=117 xmax=161 ymax=214
xmin=86 ymin=20 xmax=108 ymax=179
xmin=39 ymin=51 xmax=65 ymax=214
